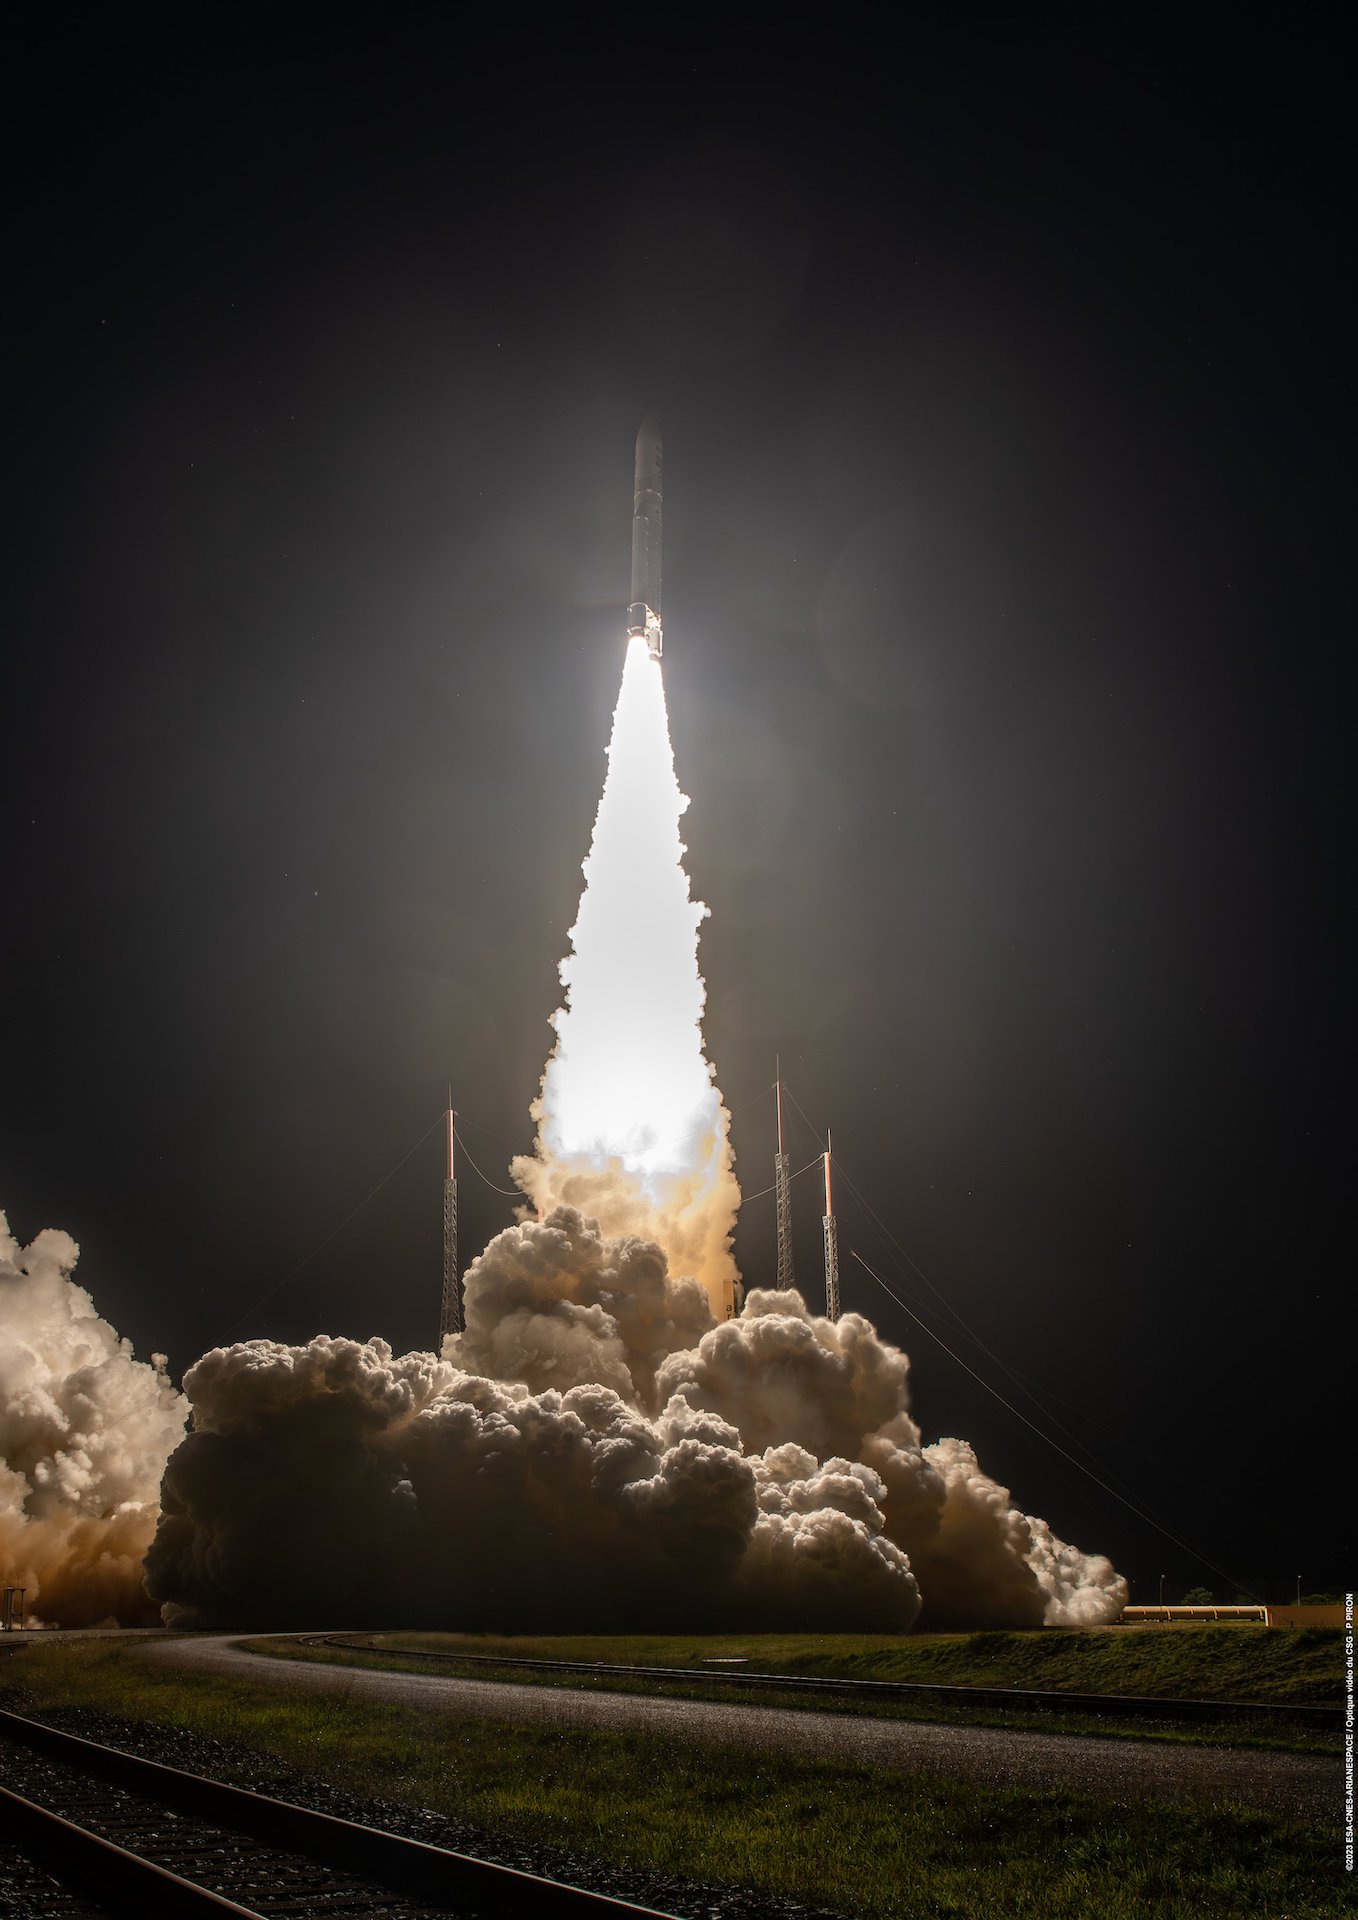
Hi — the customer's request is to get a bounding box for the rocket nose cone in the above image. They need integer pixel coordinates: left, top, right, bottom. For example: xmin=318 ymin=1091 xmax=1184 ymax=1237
xmin=636 ymin=415 xmax=661 ymax=459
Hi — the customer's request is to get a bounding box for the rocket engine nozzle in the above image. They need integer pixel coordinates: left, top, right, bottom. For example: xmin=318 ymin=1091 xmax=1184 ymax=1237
xmin=627 ymin=601 xmax=664 ymax=660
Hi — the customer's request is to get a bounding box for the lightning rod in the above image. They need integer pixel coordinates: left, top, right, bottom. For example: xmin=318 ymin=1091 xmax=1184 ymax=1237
xmin=775 ymin=1062 xmax=795 ymax=1291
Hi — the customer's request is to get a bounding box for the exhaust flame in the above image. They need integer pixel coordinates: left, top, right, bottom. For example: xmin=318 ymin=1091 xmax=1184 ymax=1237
xmin=514 ymin=637 xmax=741 ymax=1317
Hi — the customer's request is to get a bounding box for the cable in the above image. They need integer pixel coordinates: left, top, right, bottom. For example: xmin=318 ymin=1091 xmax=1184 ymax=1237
xmin=453 ymin=1128 xmax=528 ymax=1199
xmin=833 ymin=1150 xmax=1139 ymax=1475
xmin=994 ymin=1356 xmax=1326 ymax=1547
xmin=217 ymin=1111 xmax=448 ymax=1339
xmin=740 ymin=1154 xmax=825 ymax=1205
xmin=451 ymin=1111 xmax=528 ymax=1154
xmin=778 ymin=1083 xmax=1161 ymax=1508
xmin=850 ymin=1250 xmax=1264 ymax=1602
xmin=779 ymin=1081 xmax=828 ymax=1158
xmin=832 ymin=1155 xmax=1288 ymax=1569
xmin=727 ymin=1081 xmax=777 ymax=1118
xmin=832 ymin=1154 xmax=1119 ymax=1441
xmin=829 ymin=1155 xmax=1329 ymax=1560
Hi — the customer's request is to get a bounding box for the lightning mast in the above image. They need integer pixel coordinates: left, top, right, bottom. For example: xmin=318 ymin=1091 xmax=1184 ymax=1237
xmin=439 ymin=1097 xmax=462 ymax=1345
xmin=821 ymin=1130 xmax=841 ymax=1322
xmin=775 ymin=1064 xmax=795 ymax=1291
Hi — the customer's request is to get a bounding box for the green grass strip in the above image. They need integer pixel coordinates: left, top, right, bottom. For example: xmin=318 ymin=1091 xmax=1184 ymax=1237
xmin=0 ymin=1639 xmax=1349 ymax=1920
xmin=368 ymin=1624 xmax=1343 ymax=1704
xmin=245 ymin=1626 xmax=1341 ymax=1755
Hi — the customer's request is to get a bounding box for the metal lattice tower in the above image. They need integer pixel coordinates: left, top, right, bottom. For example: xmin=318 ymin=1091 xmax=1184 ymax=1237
xmin=439 ymin=1103 xmax=463 ymax=1345
xmin=775 ymin=1070 xmax=795 ymax=1291
xmin=821 ymin=1129 xmax=841 ymax=1322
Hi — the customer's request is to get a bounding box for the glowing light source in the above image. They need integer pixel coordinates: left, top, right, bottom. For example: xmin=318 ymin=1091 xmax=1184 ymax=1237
xmin=516 ymin=637 xmax=741 ymax=1317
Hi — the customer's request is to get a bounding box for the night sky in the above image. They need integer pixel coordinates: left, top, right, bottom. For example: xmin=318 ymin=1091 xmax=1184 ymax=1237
xmin=5 ymin=17 xmax=1348 ymax=1603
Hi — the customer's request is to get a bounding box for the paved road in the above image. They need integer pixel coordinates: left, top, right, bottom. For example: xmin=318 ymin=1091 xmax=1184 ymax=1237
xmin=144 ymin=1635 xmax=1339 ymax=1821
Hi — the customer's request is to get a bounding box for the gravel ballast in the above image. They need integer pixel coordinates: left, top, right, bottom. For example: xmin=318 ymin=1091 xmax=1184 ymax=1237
xmin=0 ymin=1695 xmax=848 ymax=1920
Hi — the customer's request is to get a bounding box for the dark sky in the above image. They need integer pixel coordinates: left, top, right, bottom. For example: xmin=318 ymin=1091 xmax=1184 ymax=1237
xmin=4 ymin=16 xmax=1348 ymax=1602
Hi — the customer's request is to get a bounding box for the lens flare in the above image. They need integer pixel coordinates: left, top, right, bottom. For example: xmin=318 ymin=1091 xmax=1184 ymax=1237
xmin=514 ymin=637 xmax=742 ymax=1317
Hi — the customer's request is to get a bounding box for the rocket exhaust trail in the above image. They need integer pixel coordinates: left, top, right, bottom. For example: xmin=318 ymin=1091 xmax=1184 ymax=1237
xmin=515 ymin=631 xmax=741 ymax=1318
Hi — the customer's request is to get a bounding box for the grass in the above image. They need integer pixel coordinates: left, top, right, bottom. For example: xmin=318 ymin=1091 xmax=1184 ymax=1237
xmin=341 ymin=1624 xmax=1345 ymax=1703
xmin=242 ymin=1626 xmax=1343 ymax=1754
xmin=0 ymin=1637 xmax=1350 ymax=1920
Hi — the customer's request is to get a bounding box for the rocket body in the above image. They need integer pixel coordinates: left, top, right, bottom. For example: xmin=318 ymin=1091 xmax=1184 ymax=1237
xmin=627 ymin=418 xmax=663 ymax=660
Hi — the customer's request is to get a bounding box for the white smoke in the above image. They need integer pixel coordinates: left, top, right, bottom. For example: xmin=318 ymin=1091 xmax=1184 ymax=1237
xmin=455 ymin=1205 xmax=714 ymax=1409
xmin=145 ymin=1267 xmax=922 ymax=1632
xmin=654 ymin=1285 xmax=1124 ymax=1627
xmin=0 ymin=1212 xmax=187 ymax=1626
xmin=145 ymin=1207 xmax=1122 ymax=1631
xmin=2 ymin=1198 xmax=1124 ymax=1632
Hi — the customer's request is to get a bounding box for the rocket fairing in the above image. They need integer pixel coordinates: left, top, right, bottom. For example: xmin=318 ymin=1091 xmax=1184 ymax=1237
xmin=627 ymin=417 xmax=664 ymax=660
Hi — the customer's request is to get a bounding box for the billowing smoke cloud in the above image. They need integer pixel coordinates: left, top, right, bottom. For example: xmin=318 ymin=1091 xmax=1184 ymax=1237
xmin=145 ymin=1208 xmax=1123 ymax=1631
xmin=455 ymin=1206 xmax=714 ymax=1409
xmin=648 ymin=1276 xmax=1122 ymax=1628
xmin=0 ymin=1212 xmax=186 ymax=1626
xmin=145 ymin=1289 xmax=919 ymax=1631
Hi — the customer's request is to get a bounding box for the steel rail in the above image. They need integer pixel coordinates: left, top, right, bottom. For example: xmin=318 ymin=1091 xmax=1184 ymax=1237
xmin=0 ymin=1704 xmax=680 ymax=1917
xmin=306 ymin=1635 xmax=1341 ymax=1728
xmin=0 ymin=1777 xmax=262 ymax=1916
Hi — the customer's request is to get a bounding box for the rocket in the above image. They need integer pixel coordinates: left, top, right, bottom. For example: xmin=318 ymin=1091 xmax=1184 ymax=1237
xmin=627 ymin=417 xmax=663 ymax=661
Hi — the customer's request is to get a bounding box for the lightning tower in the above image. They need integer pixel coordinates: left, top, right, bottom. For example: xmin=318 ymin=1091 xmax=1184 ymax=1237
xmin=775 ymin=1066 xmax=795 ymax=1291
xmin=439 ymin=1099 xmax=462 ymax=1344
xmin=821 ymin=1130 xmax=841 ymax=1321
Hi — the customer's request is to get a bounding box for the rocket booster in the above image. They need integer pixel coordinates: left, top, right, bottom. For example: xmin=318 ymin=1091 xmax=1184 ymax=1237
xmin=627 ymin=417 xmax=663 ymax=660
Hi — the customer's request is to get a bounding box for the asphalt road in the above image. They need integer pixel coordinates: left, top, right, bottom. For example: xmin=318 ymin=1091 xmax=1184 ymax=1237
xmin=144 ymin=1635 xmax=1339 ymax=1821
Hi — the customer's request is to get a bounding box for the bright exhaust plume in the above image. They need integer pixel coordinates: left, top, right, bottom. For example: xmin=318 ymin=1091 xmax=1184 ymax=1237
xmin=515 ymin=636 xmax=741 ymax=1318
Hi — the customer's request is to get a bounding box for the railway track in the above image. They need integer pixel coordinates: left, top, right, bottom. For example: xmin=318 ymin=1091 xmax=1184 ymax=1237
xmin=304 ymin=1635 xmax=1341 ymax=1729
xmin=0 ymin=1704 xmax=679 ymax=1919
